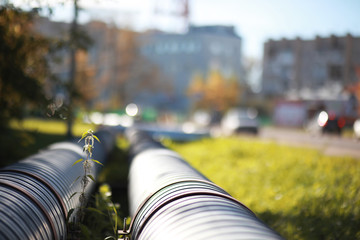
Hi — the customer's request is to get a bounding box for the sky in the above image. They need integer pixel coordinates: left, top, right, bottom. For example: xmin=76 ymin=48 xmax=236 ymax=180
xmin=13 ymin=0 xmax=360 ymax=59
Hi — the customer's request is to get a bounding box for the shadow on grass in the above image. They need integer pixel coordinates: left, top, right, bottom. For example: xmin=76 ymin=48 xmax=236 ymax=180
xmin=258 ymin=204 xmax=360 ymax=240
xmin=81 ymin=137 xmax=130 ymax=239
xmin=0 ymin=129 xmax=67 ymax=168
xmin=97 ymin=137 xmax=130 ymax=217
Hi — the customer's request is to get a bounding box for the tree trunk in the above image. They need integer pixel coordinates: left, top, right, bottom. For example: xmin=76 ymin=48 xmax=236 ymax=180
xmin=66 ymin=0 xmax=78 ymax=139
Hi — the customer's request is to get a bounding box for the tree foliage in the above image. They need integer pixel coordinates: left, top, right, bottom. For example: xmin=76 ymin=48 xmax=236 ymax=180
xmin=0 ymin=4 xmax=54 ymax=127
xmin=83 ymin=25 xmax=168 ymax=111
xmin=0 ymin=4 xmax=61 ymax=164
xmin=188 ymin=70 xmax=242 ymax=113
xmin=73 ymin=50 xmax=97 ymax=109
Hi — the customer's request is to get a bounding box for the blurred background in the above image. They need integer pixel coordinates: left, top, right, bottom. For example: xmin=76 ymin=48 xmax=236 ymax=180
xmin=1 ymin=0 xmax=360 ymax=134
xmin=1 ymin=1 xmax=360 ymax=239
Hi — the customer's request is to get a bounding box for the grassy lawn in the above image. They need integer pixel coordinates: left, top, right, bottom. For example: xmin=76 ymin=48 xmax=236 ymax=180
xmin=165 ymin=137 xmax=360 ymax=240
xmin=5 ymin=119 xmax=360 ymax=239
xmin=1 ymin=118 xmax=96 ymax=167
xmin=9 ymin=117 xmax=96 ymax=136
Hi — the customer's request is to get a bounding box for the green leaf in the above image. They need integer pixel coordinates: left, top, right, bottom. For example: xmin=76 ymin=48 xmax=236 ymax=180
xmin=87 ymin=174 xmax=96 ymax=182
xmin=72 ymin=158 xmax=83 ymax=166
xmin=66 ymin=208 xmax=75 ymax=222
xmin=79 ymin=223 xmax=91 ymax=239
xmin=91 ymin=159 xmax=104 ymax=166
xmin=93 ymin=134 xmax=101 ymax=143
xmin=113 ymin=204 xmax=118 ymax=215
xmin=82 ymin=130 xmax=89 ymax=138
xmin=68 ymin=192 xmax=78 ymax=202
xmin=78 ymin=130 xmax=89 ymax=142
xmin=86 ymin=207 xmax=106 ymax=216
xmin=78 ymin=134 xmax=86 ymax=143
xmin=70 ymin=175 xmax=81 ymax=187
xmin=112 ymin=205 xmax=118 ymax=235
xmin=104 ymin=236 xmax=116 ymax=240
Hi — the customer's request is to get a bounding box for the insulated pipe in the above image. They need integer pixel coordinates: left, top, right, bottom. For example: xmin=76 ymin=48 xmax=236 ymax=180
xmin=126 ymin=129 xmax=283 ymax=240
xmin=0 ymin=128 xmax=115 ymax=240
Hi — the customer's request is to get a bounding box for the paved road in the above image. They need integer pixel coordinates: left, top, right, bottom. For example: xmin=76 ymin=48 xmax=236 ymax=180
xmin=259 ymin=127 xmax=360 ymax=159
xmin=122 ymin=123 xmax=359 ymax=159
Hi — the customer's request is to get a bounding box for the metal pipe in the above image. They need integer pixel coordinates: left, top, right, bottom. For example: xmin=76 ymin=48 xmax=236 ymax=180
xmin=126 ymin=129 xmax=283 ymax=240
xmin=0 ymin=128 xmax=115 ymax=240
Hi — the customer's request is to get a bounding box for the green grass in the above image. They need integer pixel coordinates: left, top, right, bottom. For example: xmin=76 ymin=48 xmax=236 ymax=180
xmin=5 ymin=118 xmax=129 ymax=238
xmin=1 ymin=118 xmax=97 ymax=167
xmin=165 ymin=137 xmax=360 ymax=240
xmin=5 ymin=119 xmax=360 ymax=239
xmin=9 ymin=117 xmax=96 ymax=136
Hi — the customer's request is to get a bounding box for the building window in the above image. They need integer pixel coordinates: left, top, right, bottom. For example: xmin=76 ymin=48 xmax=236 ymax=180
xmin=267 ymin=45 xmax=276 ymax=58
xmin=330 ymin=36 xmax=342 ymax=50
xmin=155 ymin=43 xmax=165 ymax=54
xmin=210 ymin=42 xmax=222 ymax=55
xmin=186 ymin=42 xmax=196 ymax=53
xmin=315 ymin=37 xmax=323 ymax=52
xmin=328 ymin=65 xmax=343 ymax=80
xmin=169 ymin=42 xmax=179 ymax=53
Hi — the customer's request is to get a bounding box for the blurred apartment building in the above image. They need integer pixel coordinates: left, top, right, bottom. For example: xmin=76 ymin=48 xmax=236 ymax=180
xmin=262 ymin=34 xmax=360 ymax=99
xmin=262 ymin=35 xmax=360 ymax=126
xmin=138 ymin=25 xmax=243 ymax=112
xmin=34 ymin=18 xmax=149 ymax=111
xmin=34 ymin=17 xmax=243 ymax=114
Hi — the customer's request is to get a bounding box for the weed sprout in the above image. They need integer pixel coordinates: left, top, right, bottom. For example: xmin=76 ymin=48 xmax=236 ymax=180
xmin=68 ymin=129 xmax=102 ymax=239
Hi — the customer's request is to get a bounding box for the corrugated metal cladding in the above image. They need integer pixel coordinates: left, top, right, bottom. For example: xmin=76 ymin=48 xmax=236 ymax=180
xmin=0 ymin=128 xmax=115 ymax=240
xmin=126 ymin=129 xmax=284 ymax=240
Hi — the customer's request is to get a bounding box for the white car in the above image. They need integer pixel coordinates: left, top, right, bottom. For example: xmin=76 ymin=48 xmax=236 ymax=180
xmin=221 ymin=108 xmax=259 ymax=135
xmin=354 ymin=119 xmax=360 ymax=139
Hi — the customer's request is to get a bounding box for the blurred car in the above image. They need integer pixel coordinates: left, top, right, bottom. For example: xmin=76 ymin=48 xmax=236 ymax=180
xmin=353 ymin=119 xmax=360 ymax=139
xmin=221 ymin=108 xmax=259 ymax=135
xmin=306 ymin=111 xmax=345 ymax=135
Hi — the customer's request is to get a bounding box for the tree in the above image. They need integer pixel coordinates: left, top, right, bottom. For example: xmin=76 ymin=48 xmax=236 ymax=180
xmin=204 ymin=70 xmax=228 ymax=111
xmin=82 ymin=25 xmax=169 ymax=112
xmin=225 ymin=75 xmax=242 ymax=109
xmin=187 ymin=73 xmax=205 ymax=99
xmin=188 ymin=69 xmax=242 ymax=113
xmin=74 ymin=50 xmax=97 ymax=109
xmin=0 ymin=4 xmax=59 ymax=165
xmin=66 ymin=0 xmax=92 ymax=138
xmin=111 ymin=28 xmax=139 ymax=108
xmin=0 ymin=4 xmax=53 ymax=128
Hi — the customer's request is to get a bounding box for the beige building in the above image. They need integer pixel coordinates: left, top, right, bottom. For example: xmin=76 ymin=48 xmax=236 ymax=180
xmin=34 ymin=18 xmax=243 ymax=113
xmin=262 ymin=34 xmax=360 ymax=100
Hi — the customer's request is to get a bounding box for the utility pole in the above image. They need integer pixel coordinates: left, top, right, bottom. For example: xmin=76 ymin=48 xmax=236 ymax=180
xmin=66 ymin=0 xmax=78 ymax=139
xmin=154 ymin=0 xmax=190 ymax=32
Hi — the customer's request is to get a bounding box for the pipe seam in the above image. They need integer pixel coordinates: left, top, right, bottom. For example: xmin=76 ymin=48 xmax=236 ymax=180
xmin=0 ymin=169 xmax=67 ymax=219
xmin=0 ymin=181 xmax=57 ymax=240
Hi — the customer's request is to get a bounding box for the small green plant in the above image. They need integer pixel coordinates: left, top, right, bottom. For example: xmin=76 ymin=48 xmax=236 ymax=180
xmin=68 ymin=129 xmax=103 ymax=239
xmin=79 ymin=183 xmax=123 ymax=240
xmin=99 ymin=184 xmax=121 ymax=240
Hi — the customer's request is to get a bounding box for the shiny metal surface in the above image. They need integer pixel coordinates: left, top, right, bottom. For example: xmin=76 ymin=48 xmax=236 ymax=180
xmin=0 ymin=128 xmax=115 ymax=240
xmin=126 ymin=129 xmax=283 ymax=240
